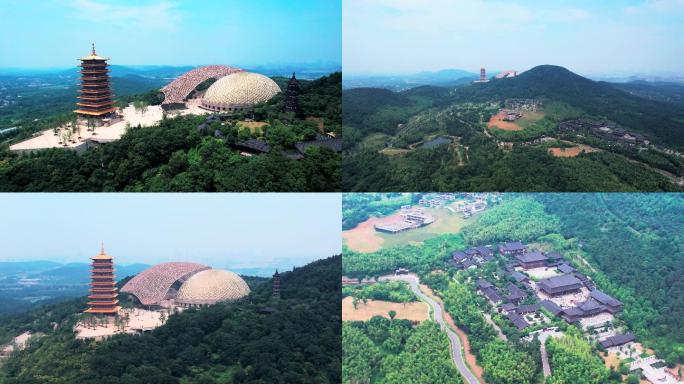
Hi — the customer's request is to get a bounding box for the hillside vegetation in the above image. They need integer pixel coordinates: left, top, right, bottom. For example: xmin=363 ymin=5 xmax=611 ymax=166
xmin=0 ymin=255 xmax=341 ymax=384
xmin=342 ymin=319 xmax=461 ymax=384
xmin=451 ymin=65 xmax=684 ymax=147
xmin=342 ymin=65 xmax=684 ymax=191
xmin=342 ymin=194 xmax=684 ymax=367
xmin=0 ymin=73 xmax=341 ymax=192
xmin=537 ymin=193 xmax=684 ymax=364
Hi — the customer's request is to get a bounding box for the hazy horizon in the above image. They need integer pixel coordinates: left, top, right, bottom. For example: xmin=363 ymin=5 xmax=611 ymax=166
xmin=344 ymin=0 xmax=684 ymax=76
xmin=0 ymin=0 xmax=341 ymax=68
xmin=0 ymin=194 xmax=341 ymax=271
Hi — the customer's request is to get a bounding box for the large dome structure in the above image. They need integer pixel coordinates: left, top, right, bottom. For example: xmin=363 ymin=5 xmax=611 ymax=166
xmin=176 ymin=269 xmax=250 ymax=308
xmin=200 ymin=72 xmax=281 ymax=113
xmin=121 ymin=262 xmax=210 ymax=306
xmin=160 ymin=65 xmax=243 ymax=109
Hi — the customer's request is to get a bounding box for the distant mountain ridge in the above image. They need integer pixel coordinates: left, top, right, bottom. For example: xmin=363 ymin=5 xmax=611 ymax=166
xmin=343 ymin=68 xmax=477 ymax=90
xmin=449 ymin=65 xmax=684 ymax=146
xmin=0 ymin=261 xmax=150 ymax=282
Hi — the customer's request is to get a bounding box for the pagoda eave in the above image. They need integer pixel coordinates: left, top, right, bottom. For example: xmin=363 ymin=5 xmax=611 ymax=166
xmin=74 ymin=108 xmax=118 ymax=116
xmin=86 ymin=301 xmax=120 ymax=306
xmin=78 ymin=103 xmax=114 ymax=109
xmin=84 ymin=307 xmax=120 ymax=314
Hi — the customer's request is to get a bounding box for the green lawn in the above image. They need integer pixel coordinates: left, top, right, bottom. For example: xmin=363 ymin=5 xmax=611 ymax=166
xmin=378 ymin=207 xmax=473 ymax=249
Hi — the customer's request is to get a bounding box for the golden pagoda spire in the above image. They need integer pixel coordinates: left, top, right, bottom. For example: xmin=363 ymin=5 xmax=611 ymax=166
xmin=92 ymin=43 xmax=96 ymax=55
xmin=100 ymin=240 xmax=105 ymax=255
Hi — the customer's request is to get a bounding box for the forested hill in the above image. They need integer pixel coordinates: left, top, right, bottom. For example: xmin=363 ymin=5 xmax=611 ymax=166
xmin=0 ymin=73 xmax=342 ymax=192
xmin=535 ymin=194 xmax=684 ymax=364
xmin=0 ymin=255 xmax=342 ymax=384
xmin=452 ymin=65 xmax=684 ymax=146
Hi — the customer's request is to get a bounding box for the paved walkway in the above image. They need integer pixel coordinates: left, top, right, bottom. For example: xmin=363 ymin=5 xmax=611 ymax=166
xmin=540 ymin=342 xmax=551 ymax=377
xmin=381 ymin=274 xmax=481 ymax=384
xmin=483 ymin=312 xmax=508 ymax=341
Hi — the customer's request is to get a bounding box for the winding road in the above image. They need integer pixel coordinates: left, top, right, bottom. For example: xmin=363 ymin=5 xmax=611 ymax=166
xmin=381 ymin=274 xmax=481 ymax=384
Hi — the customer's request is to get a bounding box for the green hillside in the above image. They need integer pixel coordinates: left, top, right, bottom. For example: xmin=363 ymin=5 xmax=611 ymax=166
xmin=0 ymin=255 xmax=341 ymax=384
xmin=0 ymin=73 xmax=342 ymax=192
xmin=342 ymin=65 xmax=684 ymax=192
xmin=451 ymin=65 xmax=684 ymax=146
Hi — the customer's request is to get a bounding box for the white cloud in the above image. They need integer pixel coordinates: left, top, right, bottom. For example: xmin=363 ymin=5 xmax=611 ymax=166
xmin=545 ymin=8 xmax=590 ymax=22
xmin=69 ymin=0 xmax=181 ymax=30
xmin=649 ymin=0 xmax=684 ymax=11
xmin=623 ymin=0 xmax=684 ymax=15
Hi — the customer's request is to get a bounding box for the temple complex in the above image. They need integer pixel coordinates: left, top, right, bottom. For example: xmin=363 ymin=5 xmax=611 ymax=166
xmin=284 ymin=72 xmax=300 ymax=114
xmin=84 ymin=243 xmax=120 ymax=315
xmin=75 ymin=44 xmax=117 ymax=123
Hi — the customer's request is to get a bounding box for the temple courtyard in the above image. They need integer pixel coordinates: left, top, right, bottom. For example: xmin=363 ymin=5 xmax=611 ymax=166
xmin=74 ymin=307 xmax=171 ymax=341
xmin=9 ymin=100 xmax=208 ymax=154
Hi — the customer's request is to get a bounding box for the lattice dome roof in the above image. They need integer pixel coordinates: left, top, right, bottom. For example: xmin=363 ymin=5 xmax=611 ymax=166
xmin=176 ymin=269 xmax=250 ymax=305
xmin=202 ymin=72 xmax=281 ymax=108
xmin=161 ymin=65 xmax=243 ymax=105
xmin=121 ymin=262 xmax=210 ymax=305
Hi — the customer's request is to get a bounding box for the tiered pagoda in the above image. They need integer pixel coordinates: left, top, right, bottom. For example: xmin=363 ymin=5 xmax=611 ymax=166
xmin=85 ymin=243 xmax=120 ymax=315
xmin=75 ymin=44 xmax=116 ymax=119
xmin=283 ymin=72 xmax=300 ymax=115
xmin=272 ymin=270 xmax=281 ymax=298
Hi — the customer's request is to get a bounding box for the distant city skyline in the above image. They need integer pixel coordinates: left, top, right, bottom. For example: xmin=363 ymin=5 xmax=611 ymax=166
xmin=0 ymin=194 xmax=341 ymax=270
xmin=0 ymin=0 xmax=341 ymax=68
xmin=344 ymin=0 xmax=684 ymax=76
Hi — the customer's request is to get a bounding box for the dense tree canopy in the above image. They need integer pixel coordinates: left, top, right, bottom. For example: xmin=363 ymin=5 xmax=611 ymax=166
xmin=0 ymin=256 xmax=341 ymax=384
xmin=0 ymin=73 xmax=341 ymax=192
xmin=342 ymin=66 xmax=684 ymax=191
xmin=342 ymin=319 xmax=460 ymax=384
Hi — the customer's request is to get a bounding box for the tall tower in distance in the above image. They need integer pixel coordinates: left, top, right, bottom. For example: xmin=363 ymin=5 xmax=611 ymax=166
xmin=474 ymin=67 xmax=490 ymax=83
xmin=75 ymin=44 xmax=116 ymax=122
xmin=85 ymin=242 xmax=120 ymax=315
xmin=272 ymin=269 xmax=281 ymax=299
xmin=283 ymin=72 xmax=300 ymax=115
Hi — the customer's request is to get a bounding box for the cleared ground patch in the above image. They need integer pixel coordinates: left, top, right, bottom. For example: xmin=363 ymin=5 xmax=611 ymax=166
xmin=488 ymin=111 xmax=545 ymax=131
xmin=343 ymin=207 xmax=472 ymax=252
xmin=342 ymin=213 xmax=402 ymax=253
xmin=341 ymin=297 xmax=429 ymax=322
xmin=344 ymin=207 xmax=473 ymax=252
xmin=548 ymin=144 xmax=599 ymax=157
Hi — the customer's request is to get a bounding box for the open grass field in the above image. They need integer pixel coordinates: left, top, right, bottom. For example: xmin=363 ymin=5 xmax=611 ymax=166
xmin=378 ymin=207 xmax=471 ymax=249
xmin=342 ymin=207 xmax=472 ymax=253
xmin=341 ymin=297 xmax=429 ymax=322
xmin=379 ymin=147 xmax=410 ymax=156
xmin=236 ymin=121 xmax=268 ymax=133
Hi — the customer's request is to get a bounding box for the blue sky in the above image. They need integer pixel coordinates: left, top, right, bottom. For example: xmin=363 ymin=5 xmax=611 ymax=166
xmin=0 ymin=194 xmax=341 ymax=270
xmin=0 ymin=0 xmax=341 ymax=68
xmin=343 ymin=0 xmax=684 ymax=76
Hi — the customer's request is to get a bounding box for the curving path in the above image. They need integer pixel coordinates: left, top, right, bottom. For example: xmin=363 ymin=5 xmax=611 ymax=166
xmin=381 ymin=274 xmax=481 ymax=384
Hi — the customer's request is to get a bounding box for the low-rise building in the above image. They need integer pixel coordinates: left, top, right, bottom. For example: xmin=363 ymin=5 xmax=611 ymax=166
xmin=516 ymin=252 xmax=548 ymax=269
xmin=538 ymin=274 xmax=584 ymax=296
xmin=499 ymin=241 xmax=527 ymax=256
xmin=589 ymin=290 xmax=623 ymax=313
xmin=600 ymin=333 xmax=635 ymax=349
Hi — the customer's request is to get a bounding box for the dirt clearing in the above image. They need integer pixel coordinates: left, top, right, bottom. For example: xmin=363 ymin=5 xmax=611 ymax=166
xmin=342 ymin=297 xmax=429 ymax=322
xmin=548 ymin=144 xmax=599 ymax=157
